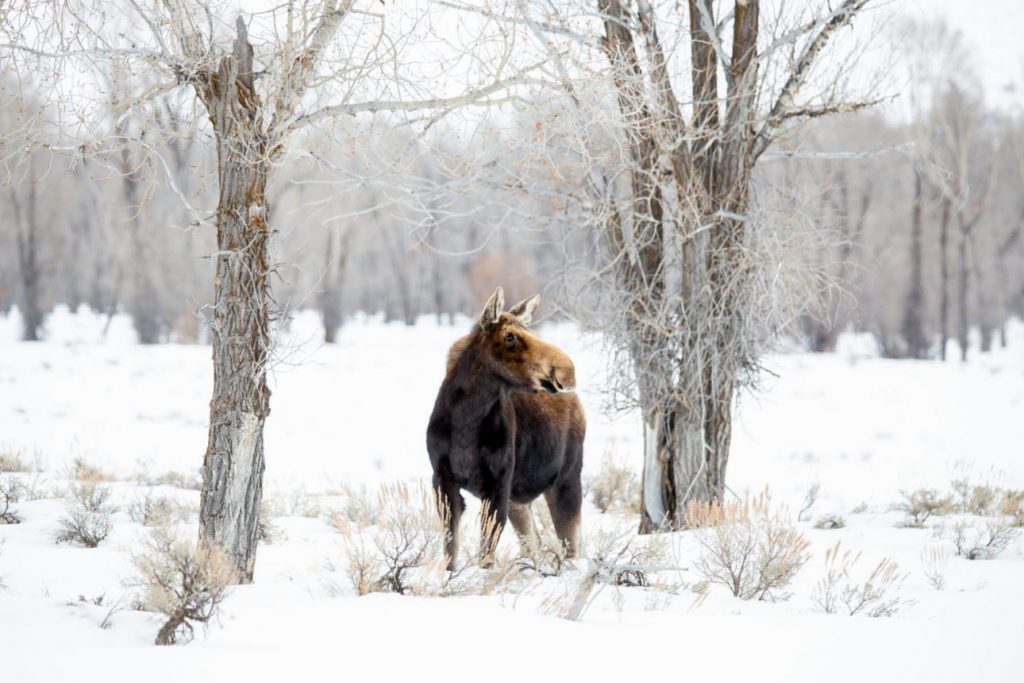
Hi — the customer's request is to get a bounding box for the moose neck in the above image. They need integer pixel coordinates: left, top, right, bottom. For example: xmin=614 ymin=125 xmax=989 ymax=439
xmin=446 ymin=338 xmax=512 ymax=426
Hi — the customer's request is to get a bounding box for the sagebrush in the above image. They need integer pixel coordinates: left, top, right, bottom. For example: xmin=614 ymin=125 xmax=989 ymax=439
xmin=131 ymin=528 xmax=237 ymax=645
xmin=811 ymin=542 xmax=908 ymax=617
xmin=685 ymin=490 xmax=809 ymax=602
xmin=587 ymin=451 xmax=640 ymax=514
xmin=55 ymin=482 xmax=115 ymax=547
xmin=894 ymin=488 xmax=955 ymax=527
xmin=0 ymin=477 xmax=25 ymax=524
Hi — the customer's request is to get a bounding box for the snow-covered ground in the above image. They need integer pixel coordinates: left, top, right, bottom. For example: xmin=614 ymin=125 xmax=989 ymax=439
xmin=1 ymin=307 xmax=1022 ymax=682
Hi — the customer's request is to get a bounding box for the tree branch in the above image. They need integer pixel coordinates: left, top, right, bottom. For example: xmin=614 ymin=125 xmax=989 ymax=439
xmin=283 ymin=59 xmax=552 ymax=135
xmin=752 ymin=0 xmax=870 ymax=161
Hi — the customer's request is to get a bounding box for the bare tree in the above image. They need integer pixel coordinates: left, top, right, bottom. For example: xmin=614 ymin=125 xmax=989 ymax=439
xmin=900 ymin=166 xmax=928 ymax=358
xmin=2 ymin=0 xmax=541 ymax=579
xmin=522 ymin=0 xmax=878 ymax=530
xmin=8 ymin=155 xmax=45 ymax=341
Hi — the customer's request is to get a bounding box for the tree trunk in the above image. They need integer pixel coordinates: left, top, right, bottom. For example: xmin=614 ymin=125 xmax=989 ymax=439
xmin=10 ymin=159 xmax=44 ymax=341
xmin=197 ymin=21 xmax=272 ymax=582
xmin=938 ymin=196 xmax=950 ymax=360
xmin=119 ymin=134 xmax=162 ymax=345
xmin=597 ymin=0 xmax=862 ymax=529
xmin=319 ymin=228 xmax=348 ymax=344
xmin=957 ymin=217 xmax=970 ymax=362
xmin=979 ymin=324 xmax=993 ymax=353
xmin=901 ymin=168 xmax=927 ymax=358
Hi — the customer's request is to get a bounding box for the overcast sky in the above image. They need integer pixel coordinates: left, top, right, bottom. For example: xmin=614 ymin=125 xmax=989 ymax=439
xmin=884 ymin=0 xmax=1022 ymax=111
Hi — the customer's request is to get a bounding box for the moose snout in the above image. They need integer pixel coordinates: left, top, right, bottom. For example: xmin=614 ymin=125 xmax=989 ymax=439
xmin=549 ymin=362 xmax=576 ymax=393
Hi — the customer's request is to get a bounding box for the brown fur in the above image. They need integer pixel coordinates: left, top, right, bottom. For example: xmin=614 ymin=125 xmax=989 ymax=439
xmin=426 ymin=289 xmax=585 ymax=569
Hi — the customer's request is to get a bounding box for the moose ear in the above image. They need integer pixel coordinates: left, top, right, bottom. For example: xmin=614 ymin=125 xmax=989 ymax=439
xmin=508 ymin=294 xmax=540 ymax=325
xmin=479 ymin=287 xmax=505 ymax=329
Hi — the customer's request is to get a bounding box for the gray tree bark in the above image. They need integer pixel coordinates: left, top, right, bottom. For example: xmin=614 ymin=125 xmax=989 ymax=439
xmin=596 ymin=0 xmax=869 ymax=531
xmin=10 ymin=157 xmax=44 ymax=341
xmin=901 ymin=168 xmax=928 ymax=358
xmin=118 ymin=132 xmax=162 ymax=344
xmin=196 ymin=20 xmax=272 ymax=582
xmin=957 ymin=215 xmax=971 ymax=362
xmin=938 ymin=195 xmax=951 ymax=360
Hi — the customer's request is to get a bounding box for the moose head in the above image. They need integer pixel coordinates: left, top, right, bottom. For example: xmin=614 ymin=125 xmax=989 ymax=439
xmin=475 ymin=287 xmax=576 ymax=395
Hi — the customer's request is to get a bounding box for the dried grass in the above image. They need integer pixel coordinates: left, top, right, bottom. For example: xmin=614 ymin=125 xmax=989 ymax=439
xmin=920 ymin=545 xmax=948 ymax=590
xmin=811 ymin=541 xmax=908 ymax=617
xmin=66 ymin=457 xmax=115 ymax=483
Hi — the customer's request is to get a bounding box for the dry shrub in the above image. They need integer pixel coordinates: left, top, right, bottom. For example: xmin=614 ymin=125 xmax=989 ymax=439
xmin=0 ymin=451 xmax=32 ymax=473
xmin=329 ymin=483 xmax=444 ymax=596
xmin=263 ymin=490 xmax=322 ymax=519
xmin=587 ymin=450 xmax=640 ymax=514
xmin=685 ymin=490 xmax=809 ymax=602
xmin=588 ymin=526 xmax=671 ymax=588
xmin=19 ymin=474 xmax=57 ymax=501
xmin=327 ymin=484 xmax=523 ymax=598
xmin=996 ymin=489 xmax=1024 ymax=526
xmin=920 ymin=545 xmax=948 ymax=590
xmin=145 ymin=470 xmax=202 ymax=491
xmin=951 ymin=478 xmax=1000 ymax=515
xmin=131 ymin=528 xmax=237 ymax=645
xmin=515 ymin=536 xmax=573 ymax=579
xmin=55 ymin=482 xmax=115 ymax=547
xmin=894 ymin=489 xmax=955 ymax=527
xmin=945 ymin=519 xmax=1020 ymax=560
xmin=330 ymin=483 xmax=382 ymax=526
xmin=127 ymin=491 xmax=192 ymax=527
xmin=814 ymin=513 xmax=846 ymax=530
xmin=539 ymin=527 xmax=681 ymax=622
xmin=67 ymin=457 xmax=115 ymax=483
xmin=811 ymin=541 xmax=908 ymax=617
xmin=257 ymin=499 xmax=284 ymax=544
xmin=797 ymin=483 xmax=820 ymax=522
xmin=0 ymin=477 xmax=25 ymax=524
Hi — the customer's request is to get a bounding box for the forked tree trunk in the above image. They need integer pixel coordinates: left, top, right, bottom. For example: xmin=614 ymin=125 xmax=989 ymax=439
xmin=601 ymin=0 xmax=758 ymax=531
xmin=197 ymin=21 xmax=272 ymax=582
xmin=638 ymin=383 xmax=734 ymax=531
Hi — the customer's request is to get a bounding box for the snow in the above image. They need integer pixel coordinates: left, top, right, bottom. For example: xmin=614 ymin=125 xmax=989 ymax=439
xmin=1 ymin=308 xmax=1022 ymax=682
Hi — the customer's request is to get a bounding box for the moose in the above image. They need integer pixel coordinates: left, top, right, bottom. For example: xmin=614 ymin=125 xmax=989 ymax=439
xmin=426 ymin=287 xmax=585 ymax=570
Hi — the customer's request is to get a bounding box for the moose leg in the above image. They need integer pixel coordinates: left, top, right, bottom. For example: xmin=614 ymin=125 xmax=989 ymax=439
xmin=544 ymin=481 xmax=582 ymax=559
xmin=508 ymin=502 xmax=540 ymax=557
xmin=434 ymin=475 xmax=464 ymax=571
xmin=478 ymin=492 xmax=509 ymax=569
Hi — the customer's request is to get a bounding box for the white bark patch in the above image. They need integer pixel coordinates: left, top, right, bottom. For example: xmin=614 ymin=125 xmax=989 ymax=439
xmin=228 ymin=411 xmax=260 ymax=533
xmin=642 ymin=420 xmax=667 ymax=526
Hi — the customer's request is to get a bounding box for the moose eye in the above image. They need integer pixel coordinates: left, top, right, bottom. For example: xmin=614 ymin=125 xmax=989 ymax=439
xmin=504 ymin=333 xmax=517 ymax=347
